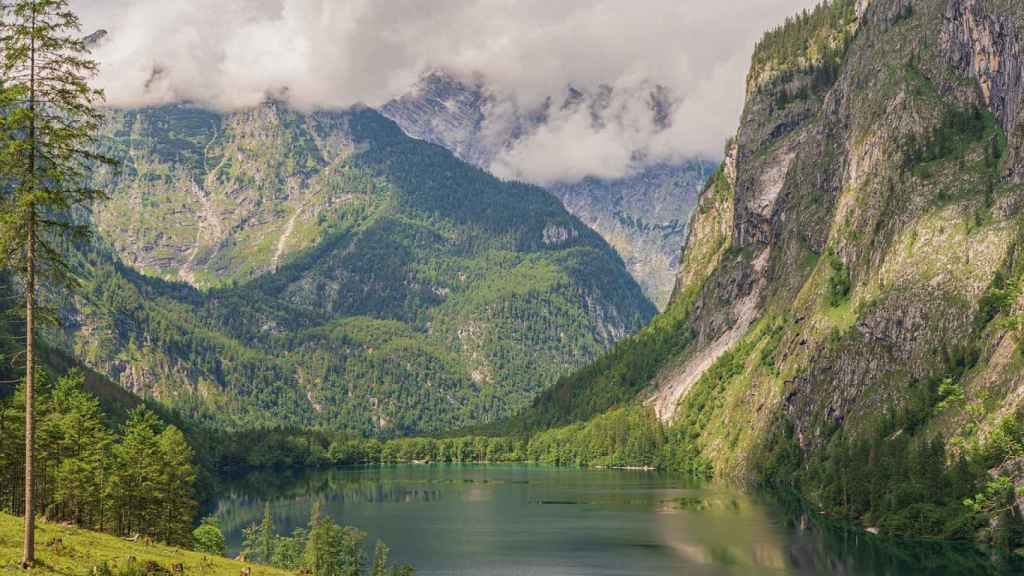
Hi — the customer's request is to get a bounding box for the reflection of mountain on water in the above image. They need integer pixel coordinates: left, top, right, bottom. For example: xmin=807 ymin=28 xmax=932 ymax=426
xmin=654 ymin=490 xmax=1022 ymax=576
xmin=213 ymin=466 xmax=1024 ymax=575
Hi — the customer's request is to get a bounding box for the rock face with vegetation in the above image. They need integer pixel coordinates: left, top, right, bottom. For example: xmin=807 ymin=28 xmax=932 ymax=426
xmin=509 ymin=0 xmax=1024 ymax=546
xmin=64 ymin=105 xmax=654 ymax=435
xmin=382 ymin=71 xmax=714 ymax=309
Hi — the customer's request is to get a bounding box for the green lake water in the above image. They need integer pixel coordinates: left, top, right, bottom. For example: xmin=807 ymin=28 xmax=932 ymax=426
xmin=214 ymin=464 xmax=1021 ymax=575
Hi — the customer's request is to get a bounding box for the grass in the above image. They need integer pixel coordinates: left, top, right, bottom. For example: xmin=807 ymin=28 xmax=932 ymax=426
xmin=0 ymin=513 xmax=292 ymax=576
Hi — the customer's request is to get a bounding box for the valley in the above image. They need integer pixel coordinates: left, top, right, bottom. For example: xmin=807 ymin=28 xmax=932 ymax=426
xmin=2 ymin=0 xmax=1024 ymax=574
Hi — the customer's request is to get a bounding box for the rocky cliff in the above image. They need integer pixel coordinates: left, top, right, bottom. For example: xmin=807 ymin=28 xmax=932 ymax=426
xmin=512 ymin=0 xmax=1024 ymax=542
xmin=653 ymin=0 xmax=1024 ymax=478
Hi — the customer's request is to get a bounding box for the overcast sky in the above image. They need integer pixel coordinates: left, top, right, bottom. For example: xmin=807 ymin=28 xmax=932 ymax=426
xmin=74 ymin=0 xmax=820 ymax=183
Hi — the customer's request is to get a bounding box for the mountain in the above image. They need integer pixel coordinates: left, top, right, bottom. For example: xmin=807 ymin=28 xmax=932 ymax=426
xmin=60 ymin=104 xmax=654 ymax=435
xmin=382 ymin=72 xmax=714 ymax=308
xmin=509 ymin=0 xmax=1024 ymax=540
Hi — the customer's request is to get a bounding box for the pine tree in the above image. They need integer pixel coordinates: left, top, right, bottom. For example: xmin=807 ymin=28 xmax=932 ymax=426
xmin=47 ymin=371 xmax=112 ymax=529
xmin=372 ymin=541 xmax=389 ymax=576
xmin=260 ymin=502 xmax=275 ymax=563
xmin=156 ymin=425 xmax=197 ymax=546
xmin=0 ymin=0 xmax=112 ymax=566
xmin=110 ymin=407 xmax=163 ymax=538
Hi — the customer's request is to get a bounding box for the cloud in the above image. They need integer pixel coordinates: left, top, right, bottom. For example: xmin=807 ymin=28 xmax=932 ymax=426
xmin=74 ymin=0 xmax=820 ymax=182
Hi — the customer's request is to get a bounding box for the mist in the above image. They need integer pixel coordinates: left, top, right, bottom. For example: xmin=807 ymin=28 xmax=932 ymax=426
xmin=74 ymin=0 xmax=820 ymax=183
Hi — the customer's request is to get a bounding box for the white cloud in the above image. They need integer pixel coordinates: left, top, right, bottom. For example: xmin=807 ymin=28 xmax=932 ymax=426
xmin=74 ymin=0 xmax=820 ymax=182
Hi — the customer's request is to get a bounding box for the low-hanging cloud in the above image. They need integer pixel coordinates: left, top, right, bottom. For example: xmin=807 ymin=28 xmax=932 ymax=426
xmin=74 ymin=0 xmax=819 ymax=184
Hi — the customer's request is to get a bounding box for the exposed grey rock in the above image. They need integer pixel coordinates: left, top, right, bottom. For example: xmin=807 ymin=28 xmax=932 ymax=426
xmin=942 ymin=0 xmax=1024 ymax=181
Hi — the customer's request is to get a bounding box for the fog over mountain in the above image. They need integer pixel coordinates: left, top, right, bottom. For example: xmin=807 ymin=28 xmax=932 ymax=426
xmin=75 ymin=0 xmax=818 ymax=183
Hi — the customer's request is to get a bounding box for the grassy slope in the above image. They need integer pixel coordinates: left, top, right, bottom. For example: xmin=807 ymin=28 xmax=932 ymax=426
xmin=0 ymin=514 xmax=290 ymax=575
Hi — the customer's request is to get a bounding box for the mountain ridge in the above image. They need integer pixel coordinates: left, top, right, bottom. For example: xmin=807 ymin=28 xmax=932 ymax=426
xmin=61 ymin=104 xmax=655 ymax=435
xmin=382 ymin=71 xmax=714 ymax=308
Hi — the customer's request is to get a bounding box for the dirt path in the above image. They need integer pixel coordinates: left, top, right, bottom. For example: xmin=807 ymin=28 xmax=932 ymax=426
xmin=272 ymin=204 xmax=304 ymax=271
xmin=649 ymin=248 xmax=767 ymax=421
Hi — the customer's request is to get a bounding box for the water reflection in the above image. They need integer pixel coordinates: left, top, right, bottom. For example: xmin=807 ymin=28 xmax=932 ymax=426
xmin=214 ymin=465 xmax=1023 ymax=576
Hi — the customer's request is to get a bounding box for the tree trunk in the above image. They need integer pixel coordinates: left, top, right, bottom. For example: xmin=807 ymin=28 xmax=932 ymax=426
xmin=21 ymin=214 xmax=35 ymax=568
xmin=21 ymin=5 xmax=37 ymax=565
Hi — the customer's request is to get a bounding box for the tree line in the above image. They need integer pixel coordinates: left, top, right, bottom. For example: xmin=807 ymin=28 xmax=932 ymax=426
xmin=205 ymin=406 xmax=669 ymax=472
xmin=0 ymin=371 xmax=197 ymax=546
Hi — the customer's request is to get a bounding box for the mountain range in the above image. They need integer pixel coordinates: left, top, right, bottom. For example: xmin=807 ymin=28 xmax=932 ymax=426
xmin=48 ymin=104 xmax=654 ymax=435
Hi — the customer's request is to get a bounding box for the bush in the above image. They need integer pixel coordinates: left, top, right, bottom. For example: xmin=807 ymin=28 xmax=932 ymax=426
xmin=193 ymin=521 xmax=226 ymax=556
xmin=826 ymin=249 xmax=850 ymax=306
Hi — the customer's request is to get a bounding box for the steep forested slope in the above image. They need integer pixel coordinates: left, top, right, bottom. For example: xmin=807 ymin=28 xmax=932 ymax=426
xmin=59 ymin=105 xmax=653 ymax=436
xmin=509 ymin=0 xmax=1024 ymax=543
xmin=382 ymin=72 xmax=714 ymax=309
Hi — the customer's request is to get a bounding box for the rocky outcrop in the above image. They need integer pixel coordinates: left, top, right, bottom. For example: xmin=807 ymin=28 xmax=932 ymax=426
xmin=549 ymin=162 xmax=711 ymax=308
xmin=942 ymin=0 xmax=1024 ymax=181
xmin=93 ymin=103 xmax=360 ymax=287
xmin=84 ymin=29 xmax=108 ymax=48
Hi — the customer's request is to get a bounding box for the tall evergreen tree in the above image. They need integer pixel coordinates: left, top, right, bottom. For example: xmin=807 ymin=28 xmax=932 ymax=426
xmin=46 ymin=371 xmax=112 ymax=529
xmin=0 ymin=0 xmax=111 ymax=566
xmin=155 ymin=425 xmax=197 ymax=546
xmin=260 ymin=502 xmax=275 ymax=563
xmin=110 ymin=407 xmax=162 ymax=538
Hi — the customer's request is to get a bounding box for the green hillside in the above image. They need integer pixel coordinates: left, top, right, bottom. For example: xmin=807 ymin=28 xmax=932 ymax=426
xmin=59 ymin=106 xmax=654 ymax=436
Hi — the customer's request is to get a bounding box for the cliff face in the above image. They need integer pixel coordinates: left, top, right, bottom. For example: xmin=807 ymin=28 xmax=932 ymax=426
xmin=648 ymin=0 xmax=1024 ymax=479
xmin=382 ymin=72 xmax=713 ymax=309
xmin=943 ymin=0 xmax=1024 ymax=181
xmin=93 ymin=104 xmax=360 ymax=287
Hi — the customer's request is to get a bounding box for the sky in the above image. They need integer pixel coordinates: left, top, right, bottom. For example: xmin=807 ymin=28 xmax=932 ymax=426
xmin=74 ymin=0 xmax=820 ymax=184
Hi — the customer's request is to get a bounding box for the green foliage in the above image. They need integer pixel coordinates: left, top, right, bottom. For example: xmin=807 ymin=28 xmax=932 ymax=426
xmin=754 ymin=393 xmax=1024 ymax=548
xmin=978 ymin=271 xmax=1018 ymax=329
xmin=526 ymin=406 xmax=665 ymax=468
xmin=964 ymin=477 xmax=1024 ymax=551
xmin=978 ymin=412 xmax=1024 ymax=470
xmin=826 ymin=249 xmax=851 ymax=307
xmin=193 ymin=520 xmax=226 ymax=556
xmin=0 ymin=0 xmax=115 ymax=292
xmin=935 ymin=378 xmax=966 ymax=413
xmin=663 ymin=319 xmax=781 ymax=479
xmin=242 ymin=503 xmax=413 ymax=576
xmin=304 ymin=509 xmax=365 ymax=576
xmin=71 ymin=106 xmax=655 ymax=437
xmin=0 ymin=371 xmax=198 ymax=546
xmin=903 ymin=105 xmax=1004 ymax=176
xmin=750 ymin=0 xmax=857 ymax=103
xmin=496 ymin=293 xmax=694 ymax=434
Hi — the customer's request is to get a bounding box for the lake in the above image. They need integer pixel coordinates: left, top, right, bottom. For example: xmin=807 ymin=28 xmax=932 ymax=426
xmin=213 ymin=464 xmax=1020 ymax=575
